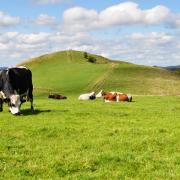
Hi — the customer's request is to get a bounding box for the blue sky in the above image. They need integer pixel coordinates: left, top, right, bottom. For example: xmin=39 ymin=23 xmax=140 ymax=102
xmin=0 ymin=0 xmax=180 ymax=66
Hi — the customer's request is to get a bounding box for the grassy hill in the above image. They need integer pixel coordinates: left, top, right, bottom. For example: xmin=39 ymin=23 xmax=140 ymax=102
xmin=19 ymin=50 xmax=180 ymax=95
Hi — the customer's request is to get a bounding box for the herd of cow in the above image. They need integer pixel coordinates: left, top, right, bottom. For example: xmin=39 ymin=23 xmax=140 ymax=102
xmin=0 ymin=66 xmax=132 ymax=115
xmin=78 ymin=90 xmax=132 ymax=102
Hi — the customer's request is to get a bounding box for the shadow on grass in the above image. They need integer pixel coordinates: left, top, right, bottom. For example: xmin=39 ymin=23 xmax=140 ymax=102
xmin=20 ymin=109 xmax=51 ymax=116
xmin=20 ymin=109 xmax=69 ymax=116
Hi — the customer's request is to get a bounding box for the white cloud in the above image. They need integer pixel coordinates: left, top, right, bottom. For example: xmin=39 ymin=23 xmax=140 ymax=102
xmin=17 ymin=32 xmax=50 ymax=44
xmin=0 ymin=11 xmax=20 ymax=27
xmin=127 ymin=33 xmax=145 ymax=40
xmin=31 ymin=0 xmax=68 ymax=5
xmin=143 ymin=5 xmax=170 ymax=25
xmin=110 ymin=32 xmax=178 ymax=66
xmin=0 ymin=31 xmax=179 ymax=67
xmin=62 ymin=7 xmax=98 ymax=32
xmin=168 ymin=13 xmax=180 ymax=28
xmin=34 ymin=14 xmax=56 ymax=25
xmin=128 ymin=32 xmax=173 ymax=45
xmin=62 ymin=2 xmax=172 ymax=32
xmin=99 ymin=2 xmax=142 ymax=26
xmin=9 ymin=52 xmax=22 ymax=58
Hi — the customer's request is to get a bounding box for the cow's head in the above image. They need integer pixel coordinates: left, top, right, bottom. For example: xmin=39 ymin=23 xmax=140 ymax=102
xmin=9 ymin=94 xmax=21 ymax=115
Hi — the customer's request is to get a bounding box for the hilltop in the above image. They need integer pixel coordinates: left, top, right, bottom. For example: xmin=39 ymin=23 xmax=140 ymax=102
xmin=19 ymin=50 xmax=180 ymax=95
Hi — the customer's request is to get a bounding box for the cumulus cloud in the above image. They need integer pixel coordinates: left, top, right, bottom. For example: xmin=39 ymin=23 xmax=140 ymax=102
xmin=0 ymin=11 xmax=20 ymax=27
xmin=119 ymin=32 xmax=178 ymax=65
xmin=17 ymin=32 xmax=50 ymax=44
xmin=31 ymin=0 xmax=70 ymax=5
xmin=168 ymin=13 xmax=180 ymax=28
xmin=0 ymin=31 xmax=179 ymax=67
xmin=143 ymin=5 xmax=170 ymax=25
xmin=128 ymin=32 xmax=173 ymax=45
xmin=0 ymin=2 xmax=180 ymax=67
xmin=34 ymin=14 xmax=56 ymax=25
xmin=62 ymin=7 xmax=99 ymax=32
xmin=62 ymin=2 xmax=172 ymax=32
xmin=0 ymin=31 xmax=95 ymax=66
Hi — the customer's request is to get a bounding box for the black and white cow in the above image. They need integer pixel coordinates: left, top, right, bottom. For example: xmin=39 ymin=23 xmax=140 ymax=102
xmin=0 ymin=66 xmax=33 ymax=115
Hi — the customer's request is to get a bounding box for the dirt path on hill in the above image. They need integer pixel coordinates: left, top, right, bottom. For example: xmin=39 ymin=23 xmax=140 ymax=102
xmin=85 ymin=62 xmax=118 ymax=91
xmin=66 ymin=50 xmax=72 ymax=63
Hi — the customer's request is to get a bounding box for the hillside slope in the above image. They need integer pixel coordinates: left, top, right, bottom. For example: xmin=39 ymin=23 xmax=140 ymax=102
xmin=19 ymin=50 xmax=180 ymax=95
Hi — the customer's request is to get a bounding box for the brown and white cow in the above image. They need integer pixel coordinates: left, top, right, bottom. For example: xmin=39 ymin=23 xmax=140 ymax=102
xmin=96 ymin=90 xmax=132 ymax=102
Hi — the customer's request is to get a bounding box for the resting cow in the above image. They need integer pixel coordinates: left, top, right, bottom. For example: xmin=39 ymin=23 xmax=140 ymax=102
xmin=78 ymin=92 xmax=96 ymax=100
xmin=0 ymin=66 xmax=33 ymax=115
xmin=96 ymin=90 xmax=132 ymax=102
xmin=96 ymin=90 xmax=123 ymax=97
xmin=48 ymin=93 xmax=67 ymax=99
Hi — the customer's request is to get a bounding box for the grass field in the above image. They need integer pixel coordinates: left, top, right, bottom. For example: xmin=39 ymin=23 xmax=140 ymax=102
xmin=0 ymin=94 xmax=180 ymax=179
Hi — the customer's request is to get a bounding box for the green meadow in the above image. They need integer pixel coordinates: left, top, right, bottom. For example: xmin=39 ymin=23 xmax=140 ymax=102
xmin=0 ymin=50 xmax=180 ymax=179
xmin=0 ymin=95 xmax=180 ymax=179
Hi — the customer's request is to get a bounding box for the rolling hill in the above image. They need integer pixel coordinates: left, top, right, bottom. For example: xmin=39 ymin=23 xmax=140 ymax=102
xmin=19 ymin=50 xmax=180 ymax=95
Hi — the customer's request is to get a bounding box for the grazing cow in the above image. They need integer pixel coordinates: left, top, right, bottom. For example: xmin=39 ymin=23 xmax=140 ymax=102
xmin=78 ymin=92 xmax=96 ymax=100
xmin=96 ymin=90 xmax=132 ymax=102
xmin=48 ymin=93 xmax=67 ymax=99
xmin=0 ymin=66 xmax=33 ymax=115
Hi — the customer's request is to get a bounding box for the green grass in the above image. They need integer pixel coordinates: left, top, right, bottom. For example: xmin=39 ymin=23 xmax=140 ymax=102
xmin=101 ymin=63 xmax=180 ymax=95
xmin=0 ymin=94 xmax=180 ymax=179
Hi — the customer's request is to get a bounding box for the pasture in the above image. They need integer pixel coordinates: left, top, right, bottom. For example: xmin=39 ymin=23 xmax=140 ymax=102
xmin=0 ymin=94 xmax=180 ymax=179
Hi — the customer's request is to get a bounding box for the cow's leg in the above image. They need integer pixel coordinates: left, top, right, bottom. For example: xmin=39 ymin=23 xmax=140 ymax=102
xmin=28 ymin=93 xmax=34 ymax=111
xmin=27 ymin=96 xmax=33 ymax=111
xmin=105 ymin=99 xmax=111 ymax=103
xmin=0 ymin=99 xmax=3 ymax=112
xmin=30 ymin=99 xmax=33 ymax=111
xmin=128 ymin=95 xmax=132 ymax=102
xmin=116 ymin=95 xmax=120 ymax=102
xmin=28 ymin=83 xmax=34 ymax=111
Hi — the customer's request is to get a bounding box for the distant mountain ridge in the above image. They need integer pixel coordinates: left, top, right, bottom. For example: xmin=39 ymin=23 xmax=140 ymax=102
xmin=164 ymin=65 xmax=180 ymax=71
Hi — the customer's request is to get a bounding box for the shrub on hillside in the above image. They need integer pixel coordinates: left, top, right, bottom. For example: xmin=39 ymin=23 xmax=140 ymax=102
xmin=88 ymin=56 xmax=96 ymax=63
xmin=84 ymin=52 xmax=88 ymax=59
